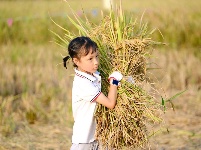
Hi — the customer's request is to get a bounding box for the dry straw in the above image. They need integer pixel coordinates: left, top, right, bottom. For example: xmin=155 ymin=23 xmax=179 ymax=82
xmin=51 ymin=1 xmax=163 ymax=149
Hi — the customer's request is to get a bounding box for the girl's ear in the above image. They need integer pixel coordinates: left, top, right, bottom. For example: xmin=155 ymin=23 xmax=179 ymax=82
xmin=73 ymin=58 xmax=79 ymax=66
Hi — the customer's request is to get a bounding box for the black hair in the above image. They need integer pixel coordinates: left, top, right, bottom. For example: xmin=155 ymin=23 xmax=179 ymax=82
xmin=63 ymin=36 xmax=98 ymax=69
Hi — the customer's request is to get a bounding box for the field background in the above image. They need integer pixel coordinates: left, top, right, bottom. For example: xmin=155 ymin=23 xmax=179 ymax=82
xmin=0 ymin=0 xmax=201 ymax=149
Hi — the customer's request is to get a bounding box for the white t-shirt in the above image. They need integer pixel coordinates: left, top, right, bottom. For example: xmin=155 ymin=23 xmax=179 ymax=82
xmin=71 ymin=69 xmax=101 ymax=144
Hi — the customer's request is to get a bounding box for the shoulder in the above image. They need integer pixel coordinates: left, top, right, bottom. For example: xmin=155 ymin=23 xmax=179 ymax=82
xmin=73 ymin=75 xmax=97 ymax=92
xmin=73 ymin=75 xmax=92 ymax=85
xmin=72 ymin=76 xmax=100 ymax=102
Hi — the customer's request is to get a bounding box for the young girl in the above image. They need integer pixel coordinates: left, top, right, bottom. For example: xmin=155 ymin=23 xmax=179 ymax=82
xmin=63 ymin=36 xmax=122 ymax=150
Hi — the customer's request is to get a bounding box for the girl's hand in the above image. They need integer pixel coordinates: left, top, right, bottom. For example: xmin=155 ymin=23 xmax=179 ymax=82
xmin=108 ymin=71 xmax=123 ymax=81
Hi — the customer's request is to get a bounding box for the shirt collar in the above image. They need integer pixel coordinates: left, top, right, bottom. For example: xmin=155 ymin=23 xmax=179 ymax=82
xmin=74 ymin=68 xmax=100 ymax=82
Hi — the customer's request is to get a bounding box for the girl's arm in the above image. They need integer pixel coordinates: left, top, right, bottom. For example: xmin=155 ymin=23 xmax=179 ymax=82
xmin=96 ymin=84 xmax=118 ymax=109
xmin=96 ymin=71 xmax=122 ymax=109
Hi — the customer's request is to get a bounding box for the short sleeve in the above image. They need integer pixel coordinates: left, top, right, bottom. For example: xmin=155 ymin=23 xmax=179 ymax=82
xmin=76 ymin=80 xmax=101 ymax=102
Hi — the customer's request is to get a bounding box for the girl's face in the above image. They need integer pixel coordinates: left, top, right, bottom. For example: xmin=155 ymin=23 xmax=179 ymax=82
xmin=73 ymin=48 xmax=99 ymax=75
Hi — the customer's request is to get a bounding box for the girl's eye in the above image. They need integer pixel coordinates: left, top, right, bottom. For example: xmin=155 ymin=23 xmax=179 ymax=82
xmin=89 ymin=58 xmax=93 ymax=60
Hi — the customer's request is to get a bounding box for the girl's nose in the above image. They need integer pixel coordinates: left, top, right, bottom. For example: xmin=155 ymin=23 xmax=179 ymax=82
xmin=94 ymin=57 xmax=99 ymax=65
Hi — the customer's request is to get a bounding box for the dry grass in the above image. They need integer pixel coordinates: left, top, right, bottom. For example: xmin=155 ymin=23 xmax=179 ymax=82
xmin=0 ymin=45 xmax=201 ymax=149
xmin=147 ymin=50 xmax=201 ymax=149
xmin=0 ymin=44 xmax=73 ymax=138
xmin=0 ymin=123 xmax=72 ymax=150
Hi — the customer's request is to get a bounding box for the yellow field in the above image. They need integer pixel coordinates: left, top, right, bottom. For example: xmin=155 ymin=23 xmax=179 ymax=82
xmin=0 ymin=0 xmax=201 ymax=149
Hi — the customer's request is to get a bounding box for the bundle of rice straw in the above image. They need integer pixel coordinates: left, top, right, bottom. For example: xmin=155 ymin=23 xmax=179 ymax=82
xmin=90 ymin=11 xmax=162 ymax=149
xmin=51 ymin=2 xmax=163 ymax=149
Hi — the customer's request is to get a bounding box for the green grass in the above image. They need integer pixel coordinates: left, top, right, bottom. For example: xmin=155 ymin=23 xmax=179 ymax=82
xmin=0 ymin=0 xmax=201 ymax=48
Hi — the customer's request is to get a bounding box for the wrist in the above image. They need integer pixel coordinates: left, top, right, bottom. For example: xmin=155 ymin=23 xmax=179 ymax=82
xmin=109 ymin=78 xmax=120 ymax=86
